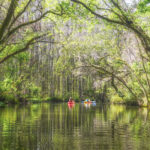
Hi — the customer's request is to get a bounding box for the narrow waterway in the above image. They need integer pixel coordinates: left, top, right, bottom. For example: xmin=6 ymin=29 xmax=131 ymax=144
xmin=0 ymin=103 xmax=149 ymax=150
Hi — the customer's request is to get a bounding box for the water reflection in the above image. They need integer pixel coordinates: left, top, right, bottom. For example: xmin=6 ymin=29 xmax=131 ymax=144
xmin=81 ymin=102 xmax=96 ymax=109
xmin=0 ymin=103 xmax=149 ymax=150
xmin=83 ymin=103 xmax=91 ymax=108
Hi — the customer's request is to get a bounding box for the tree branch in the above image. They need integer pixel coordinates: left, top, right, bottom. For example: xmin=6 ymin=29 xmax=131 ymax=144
xmin=78 ymin=63 xmax=137 ymax=98
xmin=71 ymin=0 xmax=124 ymax=25
xmin=8 ymin=0 xmax=33 ymax=31
xmin=0 ymin=0 xmax=19 ymax=40
xmin=0 ymin=33 xmax=47 ymax=64
xmin=0 ymin=6 xmax=64 ymax=44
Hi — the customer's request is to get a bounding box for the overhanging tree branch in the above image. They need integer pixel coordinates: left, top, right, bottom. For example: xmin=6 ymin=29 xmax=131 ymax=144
xmin=0 ymin=33 xmax=48 ymax=64
xmin=71 ymin=0 xmax=150 ymax=55
xmin=78 ymin=63 xmax=137 ymax=98
xmin=1 ymin=9 xmax=64 ymax=44
xmin=71 ymin=0 xmax=124 ymax=25
xmin=8 ymin=0 xmax=33 ymax=31
xmin=0 ymin=0 xmax=19 ymax=40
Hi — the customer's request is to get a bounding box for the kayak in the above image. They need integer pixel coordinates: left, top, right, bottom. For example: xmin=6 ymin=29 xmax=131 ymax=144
xmin=68 ymin=101 xmax=75 ymax=109
xmin=84 ymin=101 xmax=96 ymax=104
xmin=68 ymin=101 xmax=75 ymax=104
xmin=84 ymin=101 xmax=92 ymax=104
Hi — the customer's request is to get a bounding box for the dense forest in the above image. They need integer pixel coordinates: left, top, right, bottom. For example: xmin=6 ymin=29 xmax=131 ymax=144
xmin=0 ymin=0 xmax=150 ymax=106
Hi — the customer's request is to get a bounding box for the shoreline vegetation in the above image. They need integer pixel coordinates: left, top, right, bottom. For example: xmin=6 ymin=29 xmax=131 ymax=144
xmin=0 ymin=95 xmax=146 ymax=107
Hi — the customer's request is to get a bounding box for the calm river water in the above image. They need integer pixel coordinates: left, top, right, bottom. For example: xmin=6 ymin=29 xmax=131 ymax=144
xmin=0 ymin=103 xmax=149 ymax=150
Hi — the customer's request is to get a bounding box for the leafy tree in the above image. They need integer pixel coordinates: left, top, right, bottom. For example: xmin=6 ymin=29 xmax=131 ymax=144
xmin=0 ymin=0 xmax=63 ymax=65
xmin=69 ymin=0 xmax=150 ymax=57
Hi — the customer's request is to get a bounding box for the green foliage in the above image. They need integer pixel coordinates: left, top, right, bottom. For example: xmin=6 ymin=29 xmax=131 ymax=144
xmin=0 ymin=101 xmax=5 ymax=107
xmin=15 ymin=52 xmax=30 ymax=63
xmin=28 ymin=84 xmax=41 ymax=98
xmin=0 ymin=76 xmax=42 ymax=103
xmin=1 ymin=0 xmax=150 ymax=107
xmin=74 ymin=96 xmax=80 ymax=102
xmin=59 ymin=0 xmax=96 ymax=19
xmin=138 ymin=0 xmax=150 ymax=13
xmin=0 ymin=78 xmax=17 ymax=103
xmin=111 ymin=95 xmax=124 ymax=104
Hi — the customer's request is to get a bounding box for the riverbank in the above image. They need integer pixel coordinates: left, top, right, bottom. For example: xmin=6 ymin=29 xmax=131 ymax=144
xmin=0 ymin=96 xmax=82 ymax=106
xmin=0 ymin=93 xmax=149 ymax=107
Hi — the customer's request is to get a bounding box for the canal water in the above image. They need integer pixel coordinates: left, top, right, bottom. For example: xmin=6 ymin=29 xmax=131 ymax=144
xmin=0 ymin=103 xmax=149 ymax=150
